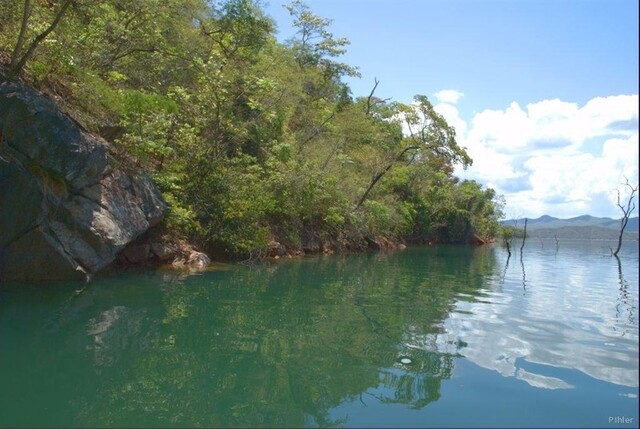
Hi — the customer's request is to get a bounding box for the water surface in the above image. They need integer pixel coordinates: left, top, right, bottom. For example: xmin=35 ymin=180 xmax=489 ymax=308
xmin=1 ymin=240 xmax=638 ymax=427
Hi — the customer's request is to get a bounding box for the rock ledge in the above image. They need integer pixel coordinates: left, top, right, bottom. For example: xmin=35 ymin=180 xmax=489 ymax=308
xmin=0 ymin=82 xmax=167 ymax=282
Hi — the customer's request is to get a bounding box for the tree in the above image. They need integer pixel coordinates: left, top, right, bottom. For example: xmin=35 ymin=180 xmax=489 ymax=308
xmin=0 ymin=0 xmax=509 ymax=258
xmin=356 ymin=95 xmax=471 ymax=209
xmin=519 ymin=217 xmax=527 ymax=258
xmin=284 ymin=0 xmax=359 ymax=78
xmin=501 ymin=225 xmax=515 ymax=257
xmin=7 ymin=0 xmax=74 ymax=80
xmin=611 ymin=178 xmax=639 ymax=257
xmin=204 ymin=0 xmax=273 ymax=63
xmin=453 ymin=180 xmax=504 ymax=241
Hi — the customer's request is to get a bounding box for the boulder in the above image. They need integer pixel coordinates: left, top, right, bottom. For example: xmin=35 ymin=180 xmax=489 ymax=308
xmin=121 ymin=244 xmax=152 ymax=264
xmin=150 ymin=242 xmax=177 ymax=261
xmin=267 ymin=240 xmax=287 ymax=257
xmin=187 ymin=251 xmax=210 ymax=270
xmin=0 ymin=82 xmax=167 ymax=282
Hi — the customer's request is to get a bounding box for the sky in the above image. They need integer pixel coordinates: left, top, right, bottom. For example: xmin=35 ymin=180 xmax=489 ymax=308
xmin=262 ymin=0 xmax=639 ymax=220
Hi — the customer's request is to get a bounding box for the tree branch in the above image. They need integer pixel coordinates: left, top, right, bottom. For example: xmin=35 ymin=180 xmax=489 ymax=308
xmin=365 ymin=78 xmax=379 ymax=115
xmin=8 ymin=0 xmax=74 ymax=80
xmin=356 ymin=145 xmax=420 ymax=209
xmin=9 ymin=0 xmax=34 ymax=73
xmin=299 ymin=110 xmax=336 ymax=148
xmin=612 ymin=178 xmax=639 ymax=257
xmin=520 ymin=217 xmax=528 ymax=254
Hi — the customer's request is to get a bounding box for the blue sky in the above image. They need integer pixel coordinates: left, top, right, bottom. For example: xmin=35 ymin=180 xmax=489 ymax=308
xmin=262 ymin=0 xmax=639 ymax=219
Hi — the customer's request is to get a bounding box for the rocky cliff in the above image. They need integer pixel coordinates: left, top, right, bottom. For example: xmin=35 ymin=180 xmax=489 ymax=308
xmin=0 ymin=82 xmax=167 ymax=282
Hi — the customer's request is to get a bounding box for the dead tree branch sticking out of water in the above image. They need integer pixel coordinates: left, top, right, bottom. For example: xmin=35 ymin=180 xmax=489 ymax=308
xmin=518 ymin=218 xmax=527 ymax=291
xmin=520 ymin=218 xmax=528 ymax=255
xmin=611 ymin=179 xmax=638 ymax=258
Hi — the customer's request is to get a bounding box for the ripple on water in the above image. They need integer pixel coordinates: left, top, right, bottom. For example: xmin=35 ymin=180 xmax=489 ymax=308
xmin=440 ymin=242 xmax=639 ymax=389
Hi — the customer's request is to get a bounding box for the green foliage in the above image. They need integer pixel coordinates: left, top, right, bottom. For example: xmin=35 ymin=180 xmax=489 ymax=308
xmin=115 ymin=90 xmax=179 ymax=167
xmin=0 ymin=0 xmax=507 ymax=257
xmin=501 ymin=225 xmax=516 ymax=241
xmin=162 ymin=192 xmax=204 ymax=237
xmin=284 ymin=0 xmax=359 ymax=78
xmin=360 ymin=200 xmax=393 ymax=236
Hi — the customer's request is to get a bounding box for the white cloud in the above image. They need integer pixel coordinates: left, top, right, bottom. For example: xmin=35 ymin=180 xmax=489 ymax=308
xmin=444 ymin=94 xmax=639 ymax=219
xmin=434 ymin=101 xmax=467 ymax=138
xmin=434 ymin=89 xmax=464 ymax=104
xmin=434 ymin=249 xmax=639 ymax=389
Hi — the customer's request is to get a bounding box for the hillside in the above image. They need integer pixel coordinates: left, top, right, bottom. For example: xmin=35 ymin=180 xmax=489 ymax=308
xmin=0 ymin=0 xmax=505 ymax=275
xmin=502 ymin=215 xmax=639 ymax=239
xmin=524 ymin=226 xmax=638 ymax=240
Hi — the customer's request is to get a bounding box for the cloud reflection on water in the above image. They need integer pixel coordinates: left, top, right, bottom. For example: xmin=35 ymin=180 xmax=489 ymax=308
xmin=428 ymin=243 xmax=639 ymax=389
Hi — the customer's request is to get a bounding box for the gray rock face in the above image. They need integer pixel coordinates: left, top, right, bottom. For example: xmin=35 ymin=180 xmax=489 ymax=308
xmin=0 ymin=82 xmax=167 ymax=282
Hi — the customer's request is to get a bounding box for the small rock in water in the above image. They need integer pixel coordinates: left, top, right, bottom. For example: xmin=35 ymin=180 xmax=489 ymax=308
xmin=400 ymin=357 xmax=412 ymax=364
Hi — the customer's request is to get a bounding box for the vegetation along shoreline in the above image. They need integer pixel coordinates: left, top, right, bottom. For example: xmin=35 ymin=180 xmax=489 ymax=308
xmin=0 ymin=0 xmax=540 ymax=281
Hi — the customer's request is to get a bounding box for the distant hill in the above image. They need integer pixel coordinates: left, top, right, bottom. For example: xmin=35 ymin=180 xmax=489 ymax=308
xmin=523 ymin=226 xmax=638 ymax=240
xmin=501 ymin=215 xmax=639 ymax=239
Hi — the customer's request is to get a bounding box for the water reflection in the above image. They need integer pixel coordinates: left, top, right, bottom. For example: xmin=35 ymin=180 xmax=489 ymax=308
xmin=615 ymin=256 xmax=637 ymax=326
xmin=85 ymin=306 xmax=153 ymax=369
xmin=520 ymin=250 xmax=527 ymax=292
xmin=438 ymin=241 xmax=639 ymax=390
xmin=0 ymin=248 xmax=497 ymax=427
xmin=0 ymin=242 xmax=638 ymax=427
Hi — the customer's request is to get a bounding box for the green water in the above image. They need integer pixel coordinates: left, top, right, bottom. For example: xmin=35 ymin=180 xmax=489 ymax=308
xmin=1 ymin=241 xmax=638 ymax=428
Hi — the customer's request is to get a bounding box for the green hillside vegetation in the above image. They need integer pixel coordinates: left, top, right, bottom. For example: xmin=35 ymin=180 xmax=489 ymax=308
xmin=0 ymin=0 xmax=504 ymax=259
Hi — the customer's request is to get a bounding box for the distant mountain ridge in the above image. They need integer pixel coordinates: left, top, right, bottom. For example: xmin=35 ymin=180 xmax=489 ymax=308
xmin=501 ymin=215 xmax=639 ymax=239
xmin=502 ymin=214 xmax=638 ymax=231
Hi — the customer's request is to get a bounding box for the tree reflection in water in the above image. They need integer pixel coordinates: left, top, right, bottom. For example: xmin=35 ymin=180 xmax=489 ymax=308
xmin=66 ymin=246 xmax=498 ymax=427
xmin=615 ymin=255 xmax=636 ymax=326
xmin=368 ymin=350 xmax=455 ymax=409
xmin=3 ymin=243 xmax=638 ymax=427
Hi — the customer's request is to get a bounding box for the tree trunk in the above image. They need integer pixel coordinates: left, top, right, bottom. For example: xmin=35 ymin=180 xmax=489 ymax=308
xmin=356 ymin=145 xmax=420 ymax=209
xmin=356 ymin=170 xmax=387 ymax=209
xmin=612 ymin=217 xmax=628 ymax=257
xmin=612 ymin=180 xmax=638 ymax=257
xmin=8 ymin=0 xmax=73 ymax=80
xmin=520 ymin=218 xmax=527 ymax=254
xmin=9 ymin=0 xmax=34 ymax=73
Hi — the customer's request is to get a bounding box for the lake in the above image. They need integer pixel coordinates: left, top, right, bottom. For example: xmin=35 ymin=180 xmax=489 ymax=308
xmin=0 ymin=240 xmax=638 ymax=428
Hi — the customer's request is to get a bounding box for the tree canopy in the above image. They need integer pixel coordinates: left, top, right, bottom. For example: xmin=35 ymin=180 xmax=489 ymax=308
xmin=0 ymin=0 xmax=505 ymax=258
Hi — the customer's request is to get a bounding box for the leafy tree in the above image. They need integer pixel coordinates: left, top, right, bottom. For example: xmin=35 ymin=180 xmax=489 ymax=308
xmin=453 ymin=180 xmax=504 ymax=240
xmin=0 ymin=0 xmax=507 ymax=258
xmin=6 ymin=0 xmax=73 ymax=80
xmin=284 ymin=0 xmax=359 ymax=79
xmin=355 ymin=95 xmax=471 ymax=209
